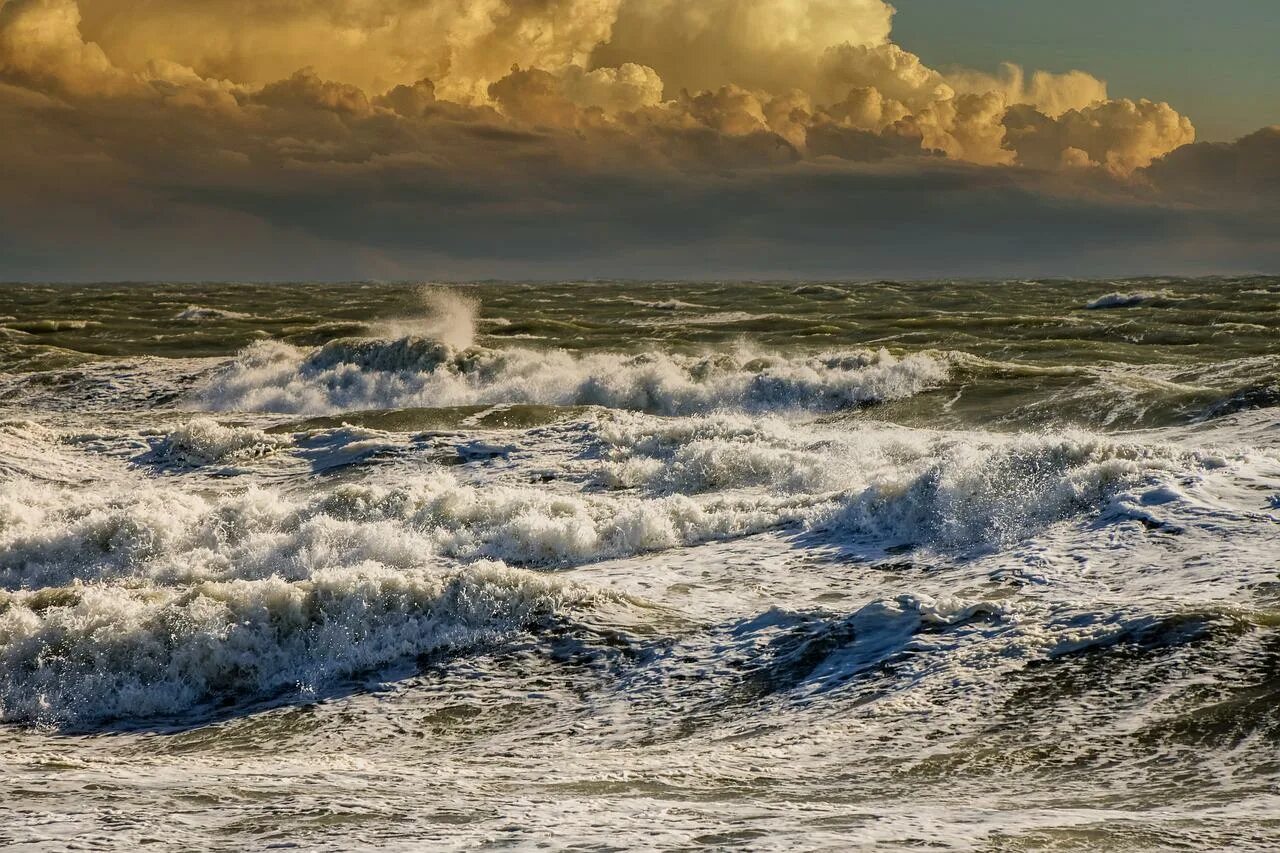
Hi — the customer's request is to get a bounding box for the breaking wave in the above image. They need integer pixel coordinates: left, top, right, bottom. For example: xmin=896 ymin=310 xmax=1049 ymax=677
xmin=0 ymin=562 xmax=602 ymax=727
xmin=371 ymin=287 xmax=480 ymax=350
xmin=0 ymin=473 xmax=822 ymax=591
xmin=594 ymin=413 xmax=1227 ymax=550
xmin=196 ymin=337 xmax=950 ymax=416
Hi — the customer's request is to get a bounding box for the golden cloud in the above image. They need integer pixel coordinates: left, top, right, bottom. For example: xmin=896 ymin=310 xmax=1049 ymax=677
xmin=0 ymin=0 xmax=1199 ymax=172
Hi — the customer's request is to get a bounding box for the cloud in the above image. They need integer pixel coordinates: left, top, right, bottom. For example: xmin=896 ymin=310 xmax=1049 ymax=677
xmin=0 ymin=0 xmax=1199 ymax=172
xmin=1144 ymin=125 xmax=1280 ymax=201
xmin=0 ymin=0 xmax=1274 ymax=280
xmin=594 ymin=0 xmax=894 ymax=97
xmin=0 ymin=0 xmax=128 ymax=94
xmin=70 ymin=0 xmax=625 ymax=100
xmin=947 ymin=62 xmax=1108 ymax=118
xmin=561 ymin=62 xmax=664 ymax=113
xmin=1006 ymin=99 xmax=1196 ymax=173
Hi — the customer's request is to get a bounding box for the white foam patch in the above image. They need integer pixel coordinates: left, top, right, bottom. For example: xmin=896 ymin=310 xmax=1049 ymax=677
xmin=152 ymin=418 xmax=292 ymax=466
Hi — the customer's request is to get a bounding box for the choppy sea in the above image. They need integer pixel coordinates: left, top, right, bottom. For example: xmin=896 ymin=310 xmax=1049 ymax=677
xmin=2 ymin=278 xmax=1279 ymax=850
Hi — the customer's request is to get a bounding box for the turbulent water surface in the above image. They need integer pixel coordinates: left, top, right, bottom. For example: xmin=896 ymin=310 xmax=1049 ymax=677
xmin=2 ymin=279 xmax=1279 ymax=850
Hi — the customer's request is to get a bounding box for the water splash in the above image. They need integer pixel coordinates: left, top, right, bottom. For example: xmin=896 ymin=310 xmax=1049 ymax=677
xmin=375 ymin=286 xmax=479 ymax=349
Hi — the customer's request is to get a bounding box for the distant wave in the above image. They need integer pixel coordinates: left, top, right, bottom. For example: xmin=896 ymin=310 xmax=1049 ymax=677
xmin=1084 ymin=291 xmax=1160 ymax=309
xmin=175 ymin=305 xmax=252 ymax=321
xmin=0 ymin=410 xmax=1251 ymax=726
xmin=2 ymin=319 xmax=96 ymax=333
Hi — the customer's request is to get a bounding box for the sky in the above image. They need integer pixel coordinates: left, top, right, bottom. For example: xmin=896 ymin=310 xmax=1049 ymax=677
xmin=893 ymin=0 xmax=1280 ymax=142
xmin=0 ymin=0 xmax=1276 ymax=281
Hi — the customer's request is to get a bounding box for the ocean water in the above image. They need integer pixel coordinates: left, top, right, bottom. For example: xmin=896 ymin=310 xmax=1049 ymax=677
xmin=1 ymin=278 xmax=1278 ymax=850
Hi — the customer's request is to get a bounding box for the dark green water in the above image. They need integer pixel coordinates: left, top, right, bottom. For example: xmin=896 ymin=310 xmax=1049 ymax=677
xmin=2 ymin=278 xmax=1277 ymax=429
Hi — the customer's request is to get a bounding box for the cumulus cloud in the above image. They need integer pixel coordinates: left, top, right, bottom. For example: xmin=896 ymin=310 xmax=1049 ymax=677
xmin=0 ymin=0 xmax=129 ymax=94
xmin=947 ymin=62 xmax=1108 ymax=118
xmin=0 ymin=0 xmax=1200 ymax=171
xmin=562 ymin=62 xmax=664 ymax=113
xmin=0 ymin=0 xmax=1273 ymax=280
xmin=71 ymin=0 xmax=625 ymax=100
xmin=594 ymin=0 xmax=894 ymax=96
xmin=1006 ymin=98 xmax=1196 ymax=173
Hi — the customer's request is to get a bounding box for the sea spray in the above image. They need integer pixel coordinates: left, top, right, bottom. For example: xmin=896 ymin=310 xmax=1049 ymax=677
xmin=373 ymin=286 xmax=480 ymax=349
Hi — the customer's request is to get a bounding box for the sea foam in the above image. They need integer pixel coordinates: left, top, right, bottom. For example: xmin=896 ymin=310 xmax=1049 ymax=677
xmin=152 ymin=418 xmax=292 ymax=466
xmin=593 ymin=413 xmax=1220 ymax=549
xmin=0 ymin=562 xmax=599 ymax=726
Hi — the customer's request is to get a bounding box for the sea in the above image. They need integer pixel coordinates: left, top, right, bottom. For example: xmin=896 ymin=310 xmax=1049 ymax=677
xmin=1 ymin=278 xmax=1278 ymax=850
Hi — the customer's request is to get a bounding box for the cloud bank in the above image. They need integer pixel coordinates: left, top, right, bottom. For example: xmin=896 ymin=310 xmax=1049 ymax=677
xmin=0 ymin=0 xmax=1276 ymax=279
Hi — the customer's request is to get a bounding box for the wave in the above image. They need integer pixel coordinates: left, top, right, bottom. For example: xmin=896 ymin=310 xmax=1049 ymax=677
xmin=0 ymin=475 xmax=825 ymax=592
xmin=579 ymin=590 xmax=1280 ymax=751
xmin=196 ymin=337 xmax=949 ymax=416
xmin=175 ymin=305 xmax=252 ymax=321
xmin=620 ymin=296 xmax=703 ymax=310
xmin=0 ymin=562 xmax=602 ymax=727
xmin=593 ymin=413 xmax=1226 ymax=550
xmin=150 ymin=418 xmax=292 ymax=466
xmin=2 ymin=319 xmax=96 ymax=334
xmin=791 ymin=284 xmax=851 ymax=299
xmin=1201 ymin=382 xmax=1280 ymax=420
